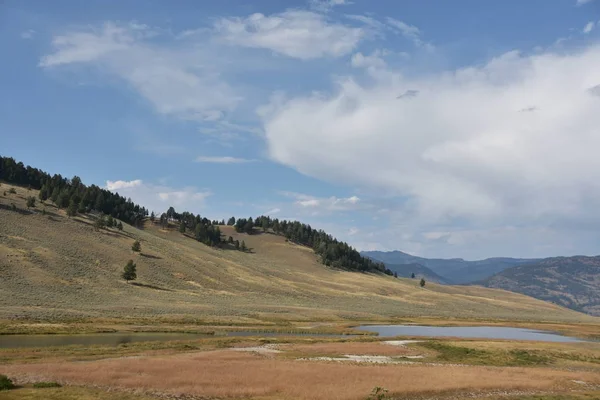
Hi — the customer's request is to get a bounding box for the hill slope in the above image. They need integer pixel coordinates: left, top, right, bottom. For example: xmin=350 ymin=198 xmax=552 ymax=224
xmin=479 ymin=256 xmax=600 ymax=316
xmin=377 ymin=263 xmax=451 ymax=284
xmin=363 ymin=250 xmax=538 ymax=284
xmin=0 ymin=183 xmax=594 ymax=324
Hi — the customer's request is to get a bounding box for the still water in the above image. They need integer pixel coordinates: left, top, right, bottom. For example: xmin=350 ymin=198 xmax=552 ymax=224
xmin=356 ymin=325 xmax=583 ymax=343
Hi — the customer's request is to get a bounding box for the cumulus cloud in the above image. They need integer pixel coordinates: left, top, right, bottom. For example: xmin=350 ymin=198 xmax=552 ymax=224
xmin=214 ymin=11 xmax=363 ymax=59
xmin=262 ymin=45 xmax=600 ymax=236
xmin=106 ymin=179 xmax=143 ymax=190
xmin=351 ymin=50 xmax=387 ymax=69
xmin=195 ymin=156 xmax=255 ymax=163
xmin=105 ymin=179 xmax=211 ymax=214
xmin=40 ymin=22 xmax=240 ymax=121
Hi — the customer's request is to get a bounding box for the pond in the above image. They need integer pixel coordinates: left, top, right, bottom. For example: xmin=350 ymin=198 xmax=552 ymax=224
xmin=355 ymin=325 xmax=583 ymax=343
xmin=0 ymin=331 xmax=345 ymax=349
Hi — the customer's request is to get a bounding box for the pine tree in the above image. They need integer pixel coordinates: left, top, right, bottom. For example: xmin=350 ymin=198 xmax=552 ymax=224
xmin=179 ymin=222 xmax=186 ymax=233
xmin=228 ymin=236 xmax=234 ymax=244
xmin=122 ymin=260 xmax=137 ymax=281
xmin=106 ymin=215 xmax=114 ymax=228
xmin=241 ymin=240 xmax=247 ymax=252
xmin=131 ymin=240 xmax=141 ymax=252
xmin=67 ymin=199 xmax=78 ymax=217
xmin=411 ymin=273 xmax=416 ymax=279
xmin=117 ymin=221 xmax=123 ymax=231
xmin=393 ymin=272 xmax=398 ymax=278
xmin=150 ymin=211 xmax=155 ymax=222
xmin=420 ymin=278 xmax=426 ymax=288
xmin=94 ymin=215 xmax=106 ymax=230
xmin=234 ymin=240 xmax=240 ymax=250
xmin=227 ymin=217 xmax=236 ymax=226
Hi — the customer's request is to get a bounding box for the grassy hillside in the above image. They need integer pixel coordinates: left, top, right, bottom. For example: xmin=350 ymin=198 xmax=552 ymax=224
xmin=480 ymin=256 xmax=600 ymax=316
xmin=0 ymin=182 xmax=595 ymax=324
xmin=380 ymin=262 xmax=451 ymax=284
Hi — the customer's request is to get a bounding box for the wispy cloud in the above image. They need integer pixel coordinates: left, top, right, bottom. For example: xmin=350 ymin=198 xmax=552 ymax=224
xmin=583 ymin=21 xmax=595 ymax=34
xmin=214 ymin=10 xmax=364 ymax=59
xmin=195 ymin=156 xmax=255 ymax=163
xmin=309 ymin=0 xmax=351 ymax=13
xmin=20 ymin=30 xmax=36 ymax=39
xmin=40 ymin=22 xmax=240 ymax=122
xmin=279 ymin=191 xmax=361 ymax=212
xmin=576 ymin=0 xmax=596 ymax=5
xmin=386 ymin=18 xmax=434 ymax=51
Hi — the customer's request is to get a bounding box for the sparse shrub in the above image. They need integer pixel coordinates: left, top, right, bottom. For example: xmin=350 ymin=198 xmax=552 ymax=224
xmin=10 ymin=203 xmax=17 ymax=211
xmin=132 ymin=240 xmax=141 ymax=252
xmin=94 ymin=215 xmax=106 ymax=230
xmin=117 ymin=221 xmax=123 ymax=231
xmin=122 ymin=259 xmax=137 ymax=281
xmin=26 ymin=196 xmax=36 ymax=209
xmin=228 ymin=236 xmax=234 ymax=244
xmin=42 ymin=208 xmax=47 ymax=215
xmin=241 ymin=240 xmax=247 ymax=252
xmin=411 ymin=273 xmax=415 ymax=279
xmin=367 ymin=386 xmax=389 ymax=400
xmin=8 ymin=188 xmax=16 ymax=194
xmin=179 ymin=222 xmax=186 ymax=233
xmin=234 ymin=240 xmax=240 ymax=250
xmin=32 ymin=381 xmax=61 ymax=388
xmin=0 ymin=374 xmax=15 ymax=391
xmin=106 ymin=215 xmax=114 ymax=228
xmin=420 ymin=278 xmax=426 ymax=287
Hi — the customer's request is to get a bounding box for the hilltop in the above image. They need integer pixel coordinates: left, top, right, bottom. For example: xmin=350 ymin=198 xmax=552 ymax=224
xmin=0 ymin=181 xmax=594 ymax=325
xmin=480 ymin=256 xmax=600 ymax=316
xmin=363 ymin=250 xmax=539 ymax=284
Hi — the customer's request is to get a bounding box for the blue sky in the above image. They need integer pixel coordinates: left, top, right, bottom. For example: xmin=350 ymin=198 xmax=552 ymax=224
xmin=2 ymin=0 xmax=600 ymax=259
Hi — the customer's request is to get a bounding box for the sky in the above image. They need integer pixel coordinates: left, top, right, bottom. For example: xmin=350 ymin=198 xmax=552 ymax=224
xmin=2 ymin=0 xmax=600 ymax=260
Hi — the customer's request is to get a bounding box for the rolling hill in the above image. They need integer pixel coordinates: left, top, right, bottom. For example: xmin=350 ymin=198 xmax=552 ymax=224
xmin=479 ymin=256 xmax=600 ymax=316
xmin=362 ymin=250 xmax=538 ymax=284
xmin=0 ymin=181 xmax=594 ymax=324
xmin=374 ymin=262 xmax=451 ymax=284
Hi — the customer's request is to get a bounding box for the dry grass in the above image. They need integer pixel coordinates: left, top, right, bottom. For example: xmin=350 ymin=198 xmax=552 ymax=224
xmin=283 ymin=341 xmax=420 ymax=357
xmin=2 ymin=349 xmax=599 ymax=400
xmin=0 ymin=182 xmax=595 ymax=327
xmin=0 ymin=386 xmax=153 ymax=400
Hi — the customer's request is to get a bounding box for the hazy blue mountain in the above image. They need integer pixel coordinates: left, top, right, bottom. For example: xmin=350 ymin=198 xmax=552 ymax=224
xmin=479 ymin=256 xmax=600 ymax=316
xmin=362 ymin=250 xmax=538 ymax=284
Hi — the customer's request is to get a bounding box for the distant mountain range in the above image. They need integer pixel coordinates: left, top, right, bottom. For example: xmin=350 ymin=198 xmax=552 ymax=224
xmin=479 ymin=256 xmax=600 ymax=316
xmin=362 ymin=250 xmax=538 ymax=284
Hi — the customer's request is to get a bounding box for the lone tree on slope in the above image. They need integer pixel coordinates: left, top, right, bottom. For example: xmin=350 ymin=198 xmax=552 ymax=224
xmin=411 ymin=273 xmax=416 ymax=279
xmin=122 ymin=260 xmax=137 ymax=282
xmin=420 ymin=278 xmax=426 ymax=288
xmin=132 ymin=240 xmax=141 ymax=252
xmin=26 ymin=196 xmax=36 ymax=209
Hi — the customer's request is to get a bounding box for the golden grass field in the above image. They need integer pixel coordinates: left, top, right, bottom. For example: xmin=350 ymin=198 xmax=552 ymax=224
xmin=2 ymin=182 xmax=600 ymax=400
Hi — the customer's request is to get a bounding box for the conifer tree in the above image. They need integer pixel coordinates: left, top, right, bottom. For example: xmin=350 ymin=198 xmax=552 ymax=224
xmin=132 ymin=240 xmax=141 ymax=252
xmin=122 ymin=260 xmax=137 ymax=281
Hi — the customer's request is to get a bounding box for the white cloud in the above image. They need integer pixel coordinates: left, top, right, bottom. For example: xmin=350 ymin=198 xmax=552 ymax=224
xmin=279 ymin=191 xmax=361 ymax=212
xmin=105 ymin=179 xmax=211 ymax=214
xmin=351 ymin=50 xmax=387 ymax=69
xmin=262 ymin=45 xmax=600 ymax=240
xmin=577 ymin=0 xmax=595 ymax=5
xmin=583 ymin=21 xmax=595 ymax=34
xmin=348 ymin=227 xmax=359 ymax=235
xmin=214 ymin=11 xmax=363 ymax=59
xmin=264 ymin=208 xmax=281 ymax=215
xmin=21 ymin=30 xmax=36 ymax=40
xmin=195 ymin=156 xmax=255 ymax=163
xmin=106 ymin=179 xmax=143 ymax=190
xmin=386 ymin=18 xmax=433 ymax=51
xmin=310 ymin=0 xmax=351 ymax=12
xmin=40 ymin=22 xmax=240 ymax=121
